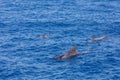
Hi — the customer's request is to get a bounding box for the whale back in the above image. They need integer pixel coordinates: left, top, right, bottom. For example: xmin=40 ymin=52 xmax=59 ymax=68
xmin=54 ymin=46 xmax=78 ymax=60
xmin=93 ymin=36 xmax=107 ymax=41
xmin=67 ymin=46 xmax=77 ymax=55
xmin=54 ymin=55 xmax=64 ymax=60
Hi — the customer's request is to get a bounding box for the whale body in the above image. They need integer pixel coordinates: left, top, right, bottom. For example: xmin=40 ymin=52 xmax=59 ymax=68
xmin=54 ymin=46 xmax=80 ymax=60
xmin=92 ymin=36 xmax=107 ymax=41
xmin=88 ymin=36 xmax=107 ymax=42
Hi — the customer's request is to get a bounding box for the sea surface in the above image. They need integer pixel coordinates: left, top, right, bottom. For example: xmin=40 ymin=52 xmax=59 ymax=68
xmin=0 ymin=0 xmax=120 ymax=80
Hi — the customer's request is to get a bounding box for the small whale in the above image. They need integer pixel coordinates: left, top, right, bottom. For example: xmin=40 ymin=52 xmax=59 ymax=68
xmin=40 ymin=34 xmax=46 ymax=39
xmin=54 ymin=46 xmax=80 ymax=60
xmin=88 ymin=36 xmax=107 ymax=42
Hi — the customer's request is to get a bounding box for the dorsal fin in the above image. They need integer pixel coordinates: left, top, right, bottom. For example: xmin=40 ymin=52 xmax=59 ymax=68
xmin=54 ymin=46 xmax=79 ymax=60
xmin=67 ymin=46 xmax=77 ymax=54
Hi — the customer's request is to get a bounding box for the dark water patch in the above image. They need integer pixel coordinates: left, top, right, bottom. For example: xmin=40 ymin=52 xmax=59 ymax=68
xmin=98 ymin=3 xmax=115 ymax=8
xmin=79 ymin=60 xmax=104 ymax=75
xmin=17 ymin=21 xmax=75 ymax=28
xmin=105 ymin=50 xmax=120 ymax=58
xmin=18 ymin=66 xmax=41 ymax=76
xmin=111 ymin=75 xmax=120 ymax=80
xmin=61 ymin=0 xmax=77 ymax=6
xmin=82 ymin=20 xmax=103 ymax=26
xmin=112 ymin=21 xmax=120 ymax=26
xmin=10 ymin=37 xmax=34 ymax=42
xmin=104 ymin=23 xmax=120 ymax=34
xmin=18 ymin=22 xmax=75 ymax=28
xmin=83 ymin=7 xmax=114 ymax=13
xmin=104 ymin=57 xmax=120 ymax=67
xmin=0 ymin=22 xmax=7 ymax=27
xmin=0 ymin=69 xmax=23 ymax=80
xmin=0 ymin=43 xmax=16 ymax=49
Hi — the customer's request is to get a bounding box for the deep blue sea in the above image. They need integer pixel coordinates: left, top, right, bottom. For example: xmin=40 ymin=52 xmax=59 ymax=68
xmin=0 ymin=0 xmax=120 ymax=80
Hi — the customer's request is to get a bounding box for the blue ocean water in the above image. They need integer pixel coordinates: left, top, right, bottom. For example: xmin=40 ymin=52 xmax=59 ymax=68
xmin=0 ymin=0 xmax=120 ymax=80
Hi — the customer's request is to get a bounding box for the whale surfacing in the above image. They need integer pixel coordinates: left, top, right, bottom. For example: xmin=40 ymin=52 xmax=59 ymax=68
xmin=88 ymin=36 xmax=107 ymax=42
xmin=54 ymin=46 xmax=80 ymax=60
xmin=40 ymin=34 xmax=46 ymax=39
xmin=92 ymin=36 xmax=107 ymax=41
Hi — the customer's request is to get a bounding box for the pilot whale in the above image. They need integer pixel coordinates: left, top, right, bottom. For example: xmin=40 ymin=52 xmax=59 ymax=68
xmin=88 ymin=36 xmax=107 ymax=42
xmin=40 ymin=34 xmax=46 ymax=39
xmin=54 ymin=46 xmax=80 ymax=60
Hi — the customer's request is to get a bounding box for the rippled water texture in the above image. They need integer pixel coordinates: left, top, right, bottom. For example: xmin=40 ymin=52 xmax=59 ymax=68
xmin=0 ymin=0 xmax=120 ymax=80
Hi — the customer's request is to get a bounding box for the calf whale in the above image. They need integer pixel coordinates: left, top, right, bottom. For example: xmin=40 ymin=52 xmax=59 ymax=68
xmin=40 ymin=34 xmax=46 ymax=39
xmin=54 ymin=46 xmax=80 ymax=60
xmin=88 ymin=36 xmax=107 ymax=42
